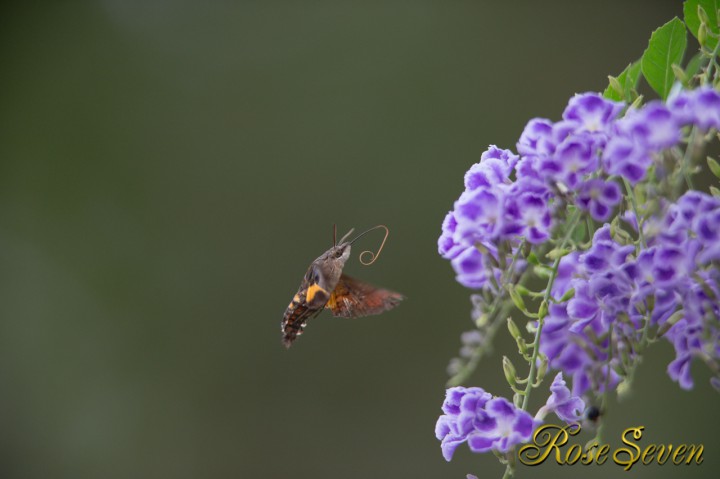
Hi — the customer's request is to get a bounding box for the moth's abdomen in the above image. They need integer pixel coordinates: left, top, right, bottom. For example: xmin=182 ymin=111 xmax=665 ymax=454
xmin=281 ymin=287 xmax=327 ymax=348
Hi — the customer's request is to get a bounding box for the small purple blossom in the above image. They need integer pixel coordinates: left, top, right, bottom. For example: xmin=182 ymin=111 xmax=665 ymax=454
xmin=536 ymin=373 xmax=586 ymax=423
xmin=562 ymin=92 xmax=624 ymax=134
xmin=438 ymin=212 xmax=465 ymax=260
xmin=435 ymin=388 xmax=538 ymax=460
xmin=669 ymin=86 xmax=720 ymax=131
xmin=602 ymin=133 xmax=652 ymax=184
xmin=539 ymin=135 xmax=597 ymax=189
xmin=619 ymin=101 xmax=681 ymax=150
xmin=517 ymin=118 xmax=554 ymax=157
xmin=577 ymin=179 xmax=622 ymax=221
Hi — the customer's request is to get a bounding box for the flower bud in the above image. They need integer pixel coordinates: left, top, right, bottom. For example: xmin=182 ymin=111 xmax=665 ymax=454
xmin=671 ymin=64 xmax=687 ymax=83
xmin=608 ymin=75 xmax=623 ymax=96
xmin=503 ymin=356 xmax=518 ymax=387
xmin=559 ymin=287 xmax=576 ymax=302
xmin=507 ymin=317 xmax=522 ymax=341
xmin=507 ymin=285 xmax=527 ymax=312
xmin=538 ymin=300 xmax=549 ymax=319
xmin=475 ymin=311 xmax=489 ymax=328
xmin=697 ymin=5 xmax=711 ymax=28
xmin=699 ymin=22 xmax=708 ymax=48
xmin=707 ymin=156 xmax=720 ymax=179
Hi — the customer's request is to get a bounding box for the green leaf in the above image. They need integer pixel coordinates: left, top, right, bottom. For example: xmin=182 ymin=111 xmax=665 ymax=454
xmin=603 ymin=61 xmax=642 ymax=101
xmin=571 ymin=220 xmax=587 ymax=244
xmin=685 ymin=51 xmax=705 ymax=84
xmin=708 ymin=156 xmax=720 ymax=177
xmin=684 ymin=0 xmax=720 ymax=50
xmin=526 ymin=251 xmax=540 ymax=266
xmin=641 ymin=17 xmax=688 ymax=99
xmin=711 ymin=185 xmax=720 ymax=196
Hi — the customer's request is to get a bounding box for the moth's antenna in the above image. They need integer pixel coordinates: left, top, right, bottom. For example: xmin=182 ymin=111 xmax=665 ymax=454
xmin=348 ymin=224 xmax=389 ymax=266
xmin=333 ymin=224 xmax=337 ymax=247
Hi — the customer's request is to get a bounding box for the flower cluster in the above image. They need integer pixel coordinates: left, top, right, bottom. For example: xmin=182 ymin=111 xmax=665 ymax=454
xmin=540 ymin=190 xmax=720 ymax=394
xmin=436 ymin=83 xmax=720 ymax=468
xmin=439 ymin=87 xmax=720 ymax=291
xmin=435 ymin=373 xmax=583 ymax=460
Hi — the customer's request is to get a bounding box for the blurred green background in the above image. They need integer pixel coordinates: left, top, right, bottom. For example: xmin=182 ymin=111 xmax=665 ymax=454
xmin=0 ymin=1 xmax=717 ymax=478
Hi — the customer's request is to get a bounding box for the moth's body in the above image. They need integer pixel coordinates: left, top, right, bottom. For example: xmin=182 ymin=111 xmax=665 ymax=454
xmin=282 ymin=236 xmax=403 ymax=348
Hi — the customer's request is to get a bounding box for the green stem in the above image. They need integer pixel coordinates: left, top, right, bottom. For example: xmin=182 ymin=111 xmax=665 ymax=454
xmin=680 ymin=128 xmax=697 ymax=191
xmin=702 ymin=39 xmax=720 ymax=84
xmin=622 ymin=178 xmax=646 ymax=248
xmin=521 ymin=210 xmax=581 ymax=411
xmin=447 ymin=241 xmax=527 ymax=387
xmin=595 ymin=323 xmax=614 ymax=443
xmin=586 ymin=217 xmax=595 ymax=240
xmin=447 ymin=301 xmax=512 ymax=387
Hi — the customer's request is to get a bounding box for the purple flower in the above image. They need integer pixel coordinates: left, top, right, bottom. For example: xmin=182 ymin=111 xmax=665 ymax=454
xmin=517 ymin=118 xmax=554 ymax=157
xmin=435 ymin=389 xmax=538 ymax=460
xmin=669 ymin=86 xmax=720 ymax=131
xmin=562 ymin=92 xmax=624 ymax=133
xmin=539 ymin=135 xmax=597 ymax=189
xmin=619 ymin=101 xmax=681 ymax=150
xmin=467 ymin=398 xmax=537 ymax=454
xmin=505 ymin=180 xmax=553 ymax=244
xmin=438 ymin=212 xmax=465 ymax=259
xmin=689 ymin=87 xmax=720 ymax=131
xmin=665 ymin=319 xmax=701 ymax=390
xmin=454 ymin=187 xmax=505 ymax=244
xmin=536 ymin=373 xmax=586 ymax=423
xmin=602 ymin=133 xmax=652 ymax=184
xmin=435 ymin=387 xmax=491 ymax=461
xmin=464 ymin=158 xmax=510 ymax=190
xmin=451 ymin=247 xmax=490 ymax=289
xmin=580 ymin=225 xmax=634 ymax=273
xmin=577 ymin=179 xmax=622 ymax=221
xmin=482 ymin=145 xmax=520 ymax=170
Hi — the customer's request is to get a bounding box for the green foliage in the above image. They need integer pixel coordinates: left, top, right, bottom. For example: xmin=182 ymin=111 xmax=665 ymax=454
xmin=707 ymin=156 xmax=720 ymax=178
xmin=684 ymin=0 xmax=720 ymax=50
xmin=684 ymin=51 xmax=705 ymax=84
xmin=641 ymin=17 xmax=688 ymax=99
xmin=604 ymin=61 xmax=642 ymax=102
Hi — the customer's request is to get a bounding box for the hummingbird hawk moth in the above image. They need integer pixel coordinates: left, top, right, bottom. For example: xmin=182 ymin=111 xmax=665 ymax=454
xmin=281 ymin=225 xmax=404 ymax=348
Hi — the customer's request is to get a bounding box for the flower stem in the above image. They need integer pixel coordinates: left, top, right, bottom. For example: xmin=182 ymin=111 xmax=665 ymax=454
xmin=680 ymin=128 xmax=698 ymax=191
xmin=622 ymin=178 xmax=646 ymax=248
xmin=446 ymin=301 xmax=513 ymax=387
xmin=595 ymin=323 xmax=614 ymax=443
xmin=447 ymin=242 xmax=527 ymax=387
xmin=521 ymin=210 xmax=581 ymax=411
xmin=702 ymin=39 xmax=720 ymax=84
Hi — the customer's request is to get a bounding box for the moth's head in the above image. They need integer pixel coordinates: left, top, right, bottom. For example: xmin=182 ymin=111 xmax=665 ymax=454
xmin=326 ymin=224 xmax=387 ymax=267
xmin=326 ymin=242 xmax=352 ymax=266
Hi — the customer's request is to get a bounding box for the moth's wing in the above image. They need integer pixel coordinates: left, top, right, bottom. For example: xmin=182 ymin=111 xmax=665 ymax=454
xmin=281 ymin=266 xmax=332 ymax=348
xmin=326 ymin=274 xmax=404 ymax=318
